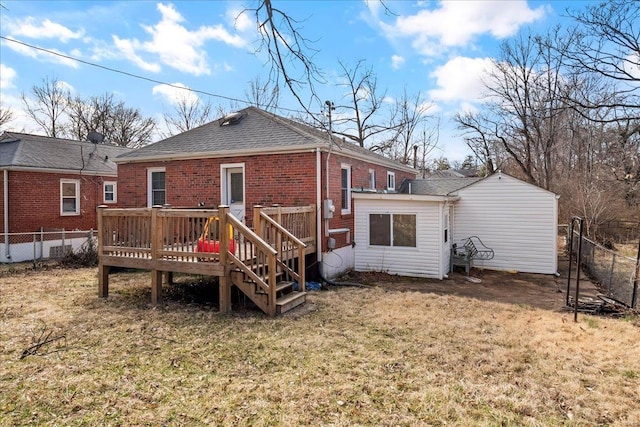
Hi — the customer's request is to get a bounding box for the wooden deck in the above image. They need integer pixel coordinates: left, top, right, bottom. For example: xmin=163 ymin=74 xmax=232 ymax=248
xmin=97 ymin=204 xmax=316 ymax=316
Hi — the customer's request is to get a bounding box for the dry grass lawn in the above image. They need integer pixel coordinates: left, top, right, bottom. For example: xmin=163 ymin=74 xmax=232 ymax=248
xmin=1 ymin=266 xmax=639 ymax=426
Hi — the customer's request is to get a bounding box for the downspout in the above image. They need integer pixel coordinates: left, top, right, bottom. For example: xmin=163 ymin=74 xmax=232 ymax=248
xmin=316 ymin=147 xmax=322 ymax=265
xmin=4 ymin=169 xmax=10 ymax=260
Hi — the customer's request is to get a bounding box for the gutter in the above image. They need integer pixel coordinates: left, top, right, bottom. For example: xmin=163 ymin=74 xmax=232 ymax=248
xmin=4 ymin=169 xmax=10 ymax=260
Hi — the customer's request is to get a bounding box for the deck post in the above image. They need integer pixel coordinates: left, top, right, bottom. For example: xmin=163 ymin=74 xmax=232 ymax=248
xmin=218 ymin=205 xmax=231 ymax=313
xmin=253 ymin=205 xmax=263 ymax=237
xmin=97 ymin=205 xmax=109 ymax=298
xmin=150 ymin=205 xmax=163 ymax=305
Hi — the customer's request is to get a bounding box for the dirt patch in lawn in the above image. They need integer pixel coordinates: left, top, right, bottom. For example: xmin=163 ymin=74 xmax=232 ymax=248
xmin=339 ymin=254 xmax=601 ymax=312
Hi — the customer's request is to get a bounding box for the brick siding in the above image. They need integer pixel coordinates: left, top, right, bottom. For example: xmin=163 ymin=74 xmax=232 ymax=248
xmin=3 ymin=170 xmax=114 ymax=233
xmin=118 ymin=151 xmax=415 ymax=251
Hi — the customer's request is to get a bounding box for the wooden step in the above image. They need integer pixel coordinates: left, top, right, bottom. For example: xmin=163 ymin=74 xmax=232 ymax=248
xmin=276 ymin=291 xmax=306 ymax=314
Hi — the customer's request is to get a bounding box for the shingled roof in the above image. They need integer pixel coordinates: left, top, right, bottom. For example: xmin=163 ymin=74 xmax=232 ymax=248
xmin=398 ymin=177 xmax=483 ymax=196
xmin=0 ymin=132 xmax=132 ymax=175
xmin=115 ymin=106 xmax=415 ymax=172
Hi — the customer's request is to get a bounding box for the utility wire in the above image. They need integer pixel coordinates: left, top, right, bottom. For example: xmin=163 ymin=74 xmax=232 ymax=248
xmin=0 ymin=35 xmax=308 ymax=116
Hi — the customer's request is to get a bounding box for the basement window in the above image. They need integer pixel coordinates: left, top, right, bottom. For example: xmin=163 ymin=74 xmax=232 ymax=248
xmin=369 ymin=213 xmax=416 ymax=247
xmin=60 ymin=179 xmax=80 ymax=215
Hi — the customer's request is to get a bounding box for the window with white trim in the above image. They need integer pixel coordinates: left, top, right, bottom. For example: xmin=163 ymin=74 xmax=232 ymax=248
xmin=147 ymin=168 xmax=166 ymax=207
xmin=103 ymin=181 xmax=117 ymax=204
xmin=369 ymin=169 xmax=376 ymax=190
xmin=369 ymin=213 xmax=416 ymax=247
xmin=387 ymin=171 xmax=396 ymax=191
xmin=60 ymin=179 xmax=80 ymax=215
xmin=341 ymin=164 xmax=351 ymax=214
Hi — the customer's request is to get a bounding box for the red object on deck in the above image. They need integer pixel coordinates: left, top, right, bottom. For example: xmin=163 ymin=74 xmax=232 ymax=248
xmin=196 ymin=238 xmax=235 ymax=254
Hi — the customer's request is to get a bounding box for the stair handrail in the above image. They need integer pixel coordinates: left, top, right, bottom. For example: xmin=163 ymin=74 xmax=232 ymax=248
xmin=258 ymin=210 xmax=307 ymax=292
xmin=226 ymin=213 xmax=278 ymax=315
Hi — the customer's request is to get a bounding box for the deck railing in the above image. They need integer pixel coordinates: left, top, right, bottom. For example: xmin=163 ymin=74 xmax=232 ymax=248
xmin=262 ymin=205 xmax=316 ymax=253
xmin=97 ymin=204 xmax=314 ymax=315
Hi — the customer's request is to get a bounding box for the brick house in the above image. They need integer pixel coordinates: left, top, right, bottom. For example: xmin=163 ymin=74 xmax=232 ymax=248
xmin=0 ymin=132 xmax=131 ymax=262
xmin=115 ymin=106 xmax=416 ymax=278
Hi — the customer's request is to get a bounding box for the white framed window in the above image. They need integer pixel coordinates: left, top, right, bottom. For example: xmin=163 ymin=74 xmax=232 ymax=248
xmin=369 ymin=169 xmax=376 ymax=190
xmin=387 ymin=171 xmax=396 ymax=191
xmin=147 ymin=168 xmax=166 ymax=207
xmin=103 ymin=181 xmax=117 ymax=204
xmin=341 ymin=164 xmax=352 ymax=214
xmin=369 ymin=213 xmax=416 ymax=247
xmin=60 ymin=179 xmax=80 ymax=215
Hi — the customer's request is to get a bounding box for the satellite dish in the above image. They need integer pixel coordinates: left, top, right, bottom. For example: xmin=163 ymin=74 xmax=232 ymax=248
xmin=87 ymin=131 xmax=103 ymax=143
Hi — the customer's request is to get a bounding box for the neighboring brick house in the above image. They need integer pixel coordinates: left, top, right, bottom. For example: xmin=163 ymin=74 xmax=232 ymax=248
xmin=115 ymin=106 xmax=416 ymax=278
xmin=0 ymin=132 xmax=131 ymax=262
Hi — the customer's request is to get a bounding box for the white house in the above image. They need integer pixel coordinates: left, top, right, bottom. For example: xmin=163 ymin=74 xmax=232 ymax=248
xmin=352 ymin=172 xmax=559 ymax=278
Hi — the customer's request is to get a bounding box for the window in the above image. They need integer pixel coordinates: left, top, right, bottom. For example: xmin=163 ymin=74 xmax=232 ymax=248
xmin=444 ymin=212 xmax=449 ymax=243
xmin=387 ymin=171 xmax=396 ymax=191
xmin=147 ymin=168 xmax=166 ymax=207
xmin=341 ymin=164 xmax=351 ymax=214
xmin=103 ymin=181 xmax=117 ymax=204
xmin=60 ymin=179 xmax=80 ymax=215
xmin=369 ymin=213 xmax=416 ymax=247
xmin=369 ymin=169 xmax=376 ymax=190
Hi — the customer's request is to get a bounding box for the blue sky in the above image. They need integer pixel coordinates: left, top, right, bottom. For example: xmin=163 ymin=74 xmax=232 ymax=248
xmin=0 ymin=0 xmax=592 ymax=162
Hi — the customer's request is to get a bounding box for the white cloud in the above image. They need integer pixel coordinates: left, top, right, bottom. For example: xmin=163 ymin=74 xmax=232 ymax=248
xmin=152 ymin=83 xmax=200 ymax=106
xmin=372 ymin=1 xmax=546 ymax=56
xmin=3 ymin=37 xmax=79 ymax=68
xmin=114 ymin=2 xmax=248 ymax=76
xmin=391 ymin=55 xmax=405 ymax=70
xmin=5 ymin=17 xmax=84 ymax=42
xmin=113 ymin=35 xmax=161 ymax=73
xmin=429 ymin=56 xmax=494 ymax=104
xmin=0 ymin=64 xmax=17 ymax=89
xmin=227 ymin=7 xmax=253 ymax=33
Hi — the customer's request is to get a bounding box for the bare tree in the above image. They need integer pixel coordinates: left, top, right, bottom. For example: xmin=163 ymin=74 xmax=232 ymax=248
xmin=244 ymin=75 xmax=279 ymax=112
xmin=21 ymin=76 xmax=69 ymax=138
xmin=248 ymin=0 xmax=323 ymax=117
xmin=380 ymin=89 xmax=434 ymax=165
xmin=330 ymin=59 xmax=394 ymax=148
xmin=161 ymin=95 xmax=213 ymax=137
xmin=564 ymin=0 xmax=640 ymax=116
xmin=455 ymin=30 xmax=576 ymax=190
xmin=67 ymin=92 xmax=155 ymax=147
xmin=0 ymin=104 xmax=13 ymax=130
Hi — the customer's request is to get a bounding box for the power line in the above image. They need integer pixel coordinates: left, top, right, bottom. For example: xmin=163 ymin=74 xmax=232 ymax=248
xmin=0 ymin=35 xmax=308 ymax=116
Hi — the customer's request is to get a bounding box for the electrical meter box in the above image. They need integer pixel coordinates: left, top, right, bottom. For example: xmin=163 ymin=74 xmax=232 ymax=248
xmin=323 ymin=199 xmax=335 ymax=219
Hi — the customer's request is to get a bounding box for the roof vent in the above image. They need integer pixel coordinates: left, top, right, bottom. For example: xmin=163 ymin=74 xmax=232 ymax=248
xmin=219 ymin=111 xmax=246 ymax=127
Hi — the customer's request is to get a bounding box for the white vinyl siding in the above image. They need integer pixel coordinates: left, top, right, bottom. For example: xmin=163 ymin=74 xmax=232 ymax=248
xmin=452 ymin=173 xmax=558 ymax=274
xmin=355 ymin=198 xmax=442 ymax=278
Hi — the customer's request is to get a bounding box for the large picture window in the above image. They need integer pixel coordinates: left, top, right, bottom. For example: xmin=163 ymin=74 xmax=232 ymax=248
xmin=60 ymin=179 xmax=80 ymax=215
xmin=147 ymin=168 xmax=166 ymax=207
xmin=369 ymin=213 xmax=416 ymax=247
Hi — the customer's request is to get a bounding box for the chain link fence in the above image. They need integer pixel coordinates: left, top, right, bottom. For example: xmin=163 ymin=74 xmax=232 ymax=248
xmin=568 ymin=228 xmax=639 ymax=308
xmin=0 ymin=229 xmax=95 ymax=264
